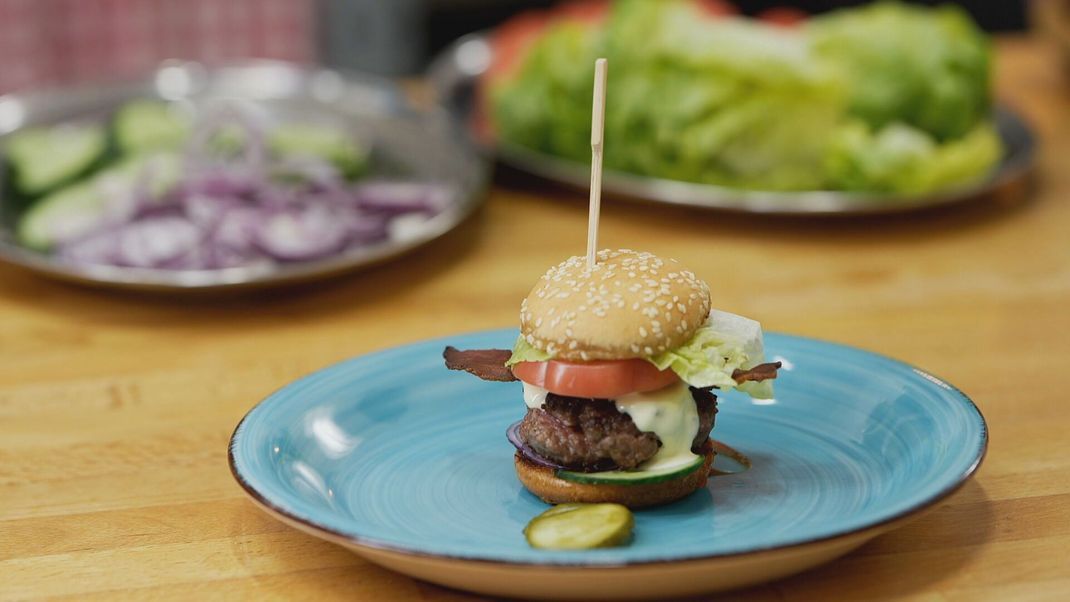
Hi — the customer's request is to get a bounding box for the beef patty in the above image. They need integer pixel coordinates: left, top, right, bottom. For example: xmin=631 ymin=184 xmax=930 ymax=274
xmin=518 ymin=388 xmax=718 ymax=471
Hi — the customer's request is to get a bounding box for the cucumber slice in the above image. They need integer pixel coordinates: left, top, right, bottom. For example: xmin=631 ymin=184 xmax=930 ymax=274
xmin=269 ymin=124 xmax=368 ymax=179
xmin=556 ymin=453 xmax=705 ymax=486
xmin=17 ymin=152 xmax=180 ymax=249
xmin=6 ymin=124 xmax=107 ymax=195
xmin=114 ymin=100 xmax=190 ymax=153
xmin=524 ymin=503 xmax=633 ymax=550
xmin=17 ymin=181 xmax=105 ymax=250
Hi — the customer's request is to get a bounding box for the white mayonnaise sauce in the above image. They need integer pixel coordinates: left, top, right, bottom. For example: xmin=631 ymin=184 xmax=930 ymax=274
xmin=522 ymin=382 xmax=549 ymax=409
xmin=615 ymin=381 xmax=700 ymax=471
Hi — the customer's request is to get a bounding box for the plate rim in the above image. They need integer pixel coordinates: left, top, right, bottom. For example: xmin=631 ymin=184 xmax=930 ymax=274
xmin=227 ymin=329 xmax=988 ymax=568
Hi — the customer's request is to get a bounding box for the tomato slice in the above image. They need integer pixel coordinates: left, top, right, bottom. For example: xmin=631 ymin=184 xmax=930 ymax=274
xmin=757 ymin=7 xmax=808 ymax=27
xmin=511 ymin=359 xmax=680 ymax=399
xmin=552 ymin=0 xmax=611 ymax=24
xmin=692 ymin=0 xmax=737 ymax=19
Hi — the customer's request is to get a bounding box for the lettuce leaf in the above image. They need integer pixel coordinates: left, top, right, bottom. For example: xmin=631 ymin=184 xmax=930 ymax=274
xmin=825 ymin=120 xmax=1000 ymax=193
xmin=807 ymin=2 xmax=991 ymax=141
xmin=647 ymin=310 xmax=774 ymax=399
xmin=505 ymin=336 xmax=551 ymax=367
xmin=492 ymin=0 xmax=846 ymax=191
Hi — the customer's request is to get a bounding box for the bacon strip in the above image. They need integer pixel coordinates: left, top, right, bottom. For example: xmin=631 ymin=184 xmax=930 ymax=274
xmin=443 ymin=348 xmax=781 ymax=385
xmin=732 ymin=361 xmax=782 ymax=383
xmin=443 ymin=347 xmax=517 ymax=382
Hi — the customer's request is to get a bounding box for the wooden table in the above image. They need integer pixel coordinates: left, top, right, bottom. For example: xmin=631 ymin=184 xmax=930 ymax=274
xmin=2 ymin=37 xmax=1068 ymax=601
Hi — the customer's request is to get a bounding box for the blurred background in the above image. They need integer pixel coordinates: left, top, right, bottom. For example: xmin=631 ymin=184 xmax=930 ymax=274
xmin=0 ymin=0 xmax=1045 ymax=92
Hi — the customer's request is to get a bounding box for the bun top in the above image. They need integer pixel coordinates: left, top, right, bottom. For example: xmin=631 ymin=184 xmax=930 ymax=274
xmin=520 ymin=249 xmax=711 ymax=361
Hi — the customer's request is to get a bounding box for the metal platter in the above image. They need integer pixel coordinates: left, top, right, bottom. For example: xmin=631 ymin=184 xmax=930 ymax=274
xmin=0 ymin=60 xmax=489 ymax=292
xmin=429 ymin=33 xmax=1035 ymax=216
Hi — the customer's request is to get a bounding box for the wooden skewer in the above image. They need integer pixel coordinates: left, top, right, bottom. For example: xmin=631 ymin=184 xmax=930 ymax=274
xmin=586 ymin=58 xmax=608 ymax=271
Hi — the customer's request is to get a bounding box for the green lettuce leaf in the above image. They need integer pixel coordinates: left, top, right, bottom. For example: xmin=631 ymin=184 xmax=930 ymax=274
xmin=824 ymin=120 xmax=1000 ymax=193
xmin=491 ymin=0 xmax=846 ymax=191
xmin=505 ymin=336 xmax=552 ymax=367
xmin=807 ymin=1 xmax=992 ymax=141
xmin=648 ymin=311 xmax=774 ymax=399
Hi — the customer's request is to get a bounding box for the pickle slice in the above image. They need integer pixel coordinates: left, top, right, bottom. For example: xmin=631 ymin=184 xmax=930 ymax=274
xmin=538 ymin=503 xmax=585 ymax=518
xmin=524 ymin=503 xmax=634 ymax=550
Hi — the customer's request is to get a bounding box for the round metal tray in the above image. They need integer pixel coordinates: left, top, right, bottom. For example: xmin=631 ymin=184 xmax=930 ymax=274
xmin=429 ymin=33 xmax=1035 ymax=216
xmin=0 ymin=60 xmax=489 ymax=292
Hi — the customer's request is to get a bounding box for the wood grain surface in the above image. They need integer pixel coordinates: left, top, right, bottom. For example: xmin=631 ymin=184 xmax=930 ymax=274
xmin=2 ymin=37 xmax=1068 ymax=601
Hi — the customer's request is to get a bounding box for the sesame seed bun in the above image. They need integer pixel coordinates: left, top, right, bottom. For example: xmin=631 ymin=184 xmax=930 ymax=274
xmin=519 ymin=249 xmax=711 ymax=361
xmin=514 ymin=443 xmax=716 ymax=508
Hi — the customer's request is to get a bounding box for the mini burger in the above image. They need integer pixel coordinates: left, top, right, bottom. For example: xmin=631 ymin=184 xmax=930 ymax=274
xmin=444 ymin=249 xmax=780 ymax=508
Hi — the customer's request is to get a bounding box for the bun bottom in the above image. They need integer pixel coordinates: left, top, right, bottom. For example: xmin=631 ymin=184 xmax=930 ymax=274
xmin=514 ymin=442 xmax=715 ymax=509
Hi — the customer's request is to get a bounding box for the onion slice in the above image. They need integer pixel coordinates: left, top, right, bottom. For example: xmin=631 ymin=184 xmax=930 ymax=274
xmin=506 ymin=421 xmax=570 ymax=470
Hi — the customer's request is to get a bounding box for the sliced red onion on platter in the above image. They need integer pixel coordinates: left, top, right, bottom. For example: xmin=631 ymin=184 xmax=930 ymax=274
xmin=182 ymin=193 xmax=239 ymax=228
xmin=344 ymin=210 xmax=390 ymax=244
xmin=114 ymin=217 xmax=201 ymax=268
xmin=40 ymin=104 xmax=458 ymax=272
xmin=353 ymin=182 xmax=449 ymax=215
xmin=57 ymin=228 xmax=123 ymax=266
xmin=184 ymin=169 xmax=261 ymax=199
xmin=271 ymin=156 xmax=344 ymax=190
xmin=254 ymin=205 xmax=351 ymax=261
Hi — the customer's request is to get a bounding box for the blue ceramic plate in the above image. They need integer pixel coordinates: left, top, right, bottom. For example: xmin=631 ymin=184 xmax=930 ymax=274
xmin=229 ymin=330 xmax=987 ymax=600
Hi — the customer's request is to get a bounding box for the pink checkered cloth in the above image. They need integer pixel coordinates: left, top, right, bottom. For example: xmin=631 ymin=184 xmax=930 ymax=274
xmin=0 ymin=0 xmax=315 ymax=94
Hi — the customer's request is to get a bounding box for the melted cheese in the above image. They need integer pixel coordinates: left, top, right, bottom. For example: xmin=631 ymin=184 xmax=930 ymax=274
xmin=521 ymin=380 xmax=701 ymax=473
xmin=615 ymin=381 xmax=700 ymax=471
